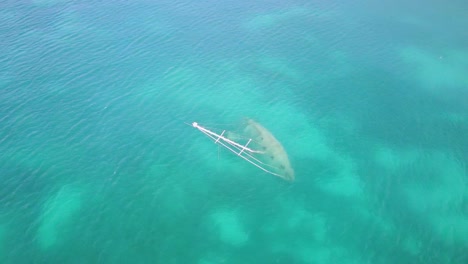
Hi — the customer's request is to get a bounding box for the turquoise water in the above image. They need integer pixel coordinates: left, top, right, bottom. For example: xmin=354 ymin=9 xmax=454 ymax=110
xmin=1 ymin=0 xmax=467 ymax=263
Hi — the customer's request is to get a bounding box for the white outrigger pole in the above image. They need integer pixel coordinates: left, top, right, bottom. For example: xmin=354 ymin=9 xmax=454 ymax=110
xmin=192 ymin=122 xmax=284 ymax=178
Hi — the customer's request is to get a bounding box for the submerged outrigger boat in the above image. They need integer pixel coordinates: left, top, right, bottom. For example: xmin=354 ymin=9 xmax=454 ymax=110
xmin=192 ymin=119 xmax=294 ymax=181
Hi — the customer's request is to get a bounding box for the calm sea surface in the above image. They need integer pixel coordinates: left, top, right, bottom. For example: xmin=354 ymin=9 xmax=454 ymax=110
xmin=1 ymin=0 xmax=467 ymax=263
